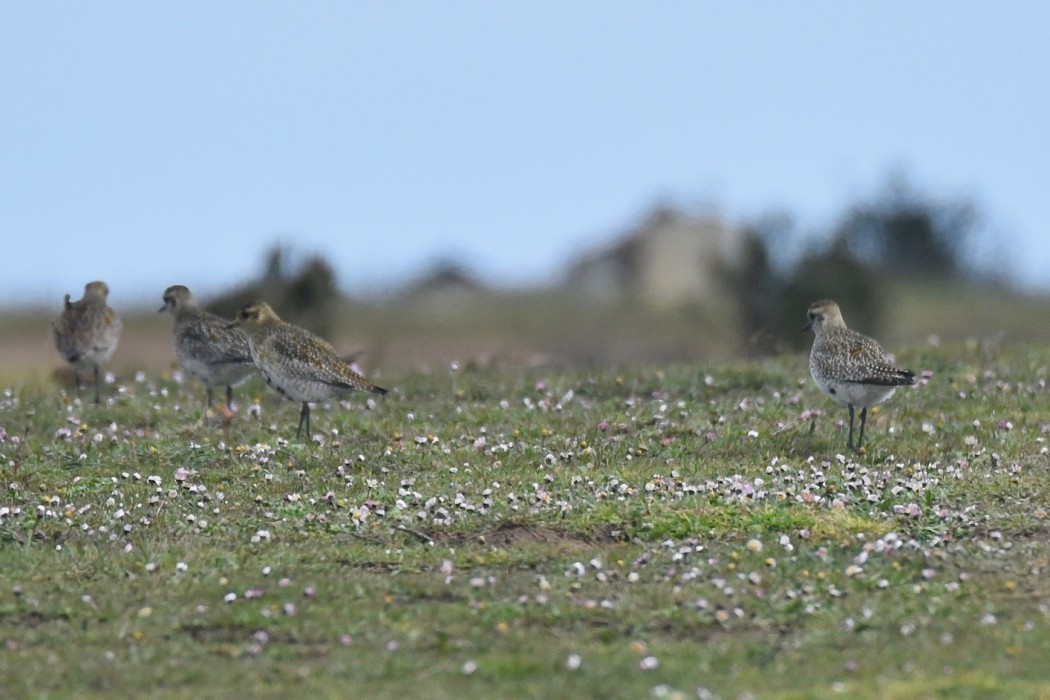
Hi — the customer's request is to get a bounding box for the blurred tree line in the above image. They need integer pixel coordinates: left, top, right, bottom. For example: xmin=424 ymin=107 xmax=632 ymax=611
xmin=726 ymin=173 xmax=984 ymax=354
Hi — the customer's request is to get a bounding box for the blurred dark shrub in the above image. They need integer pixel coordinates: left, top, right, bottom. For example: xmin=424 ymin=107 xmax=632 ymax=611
xmin=207 ymin=245 xmax=340 ymax=339
xmin=835 ymin=172 xmax=980 ymax=279
xmin=725 ymin=223 xmax=882 ymax=355
xmin=725 ymin=173 xmax=984 ymax=354
xmin=776 ymin=237 xmax=882 ymax=350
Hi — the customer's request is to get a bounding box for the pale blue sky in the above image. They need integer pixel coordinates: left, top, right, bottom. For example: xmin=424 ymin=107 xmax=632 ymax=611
xmin=3 ymin=2 xmax=1048 ymax=306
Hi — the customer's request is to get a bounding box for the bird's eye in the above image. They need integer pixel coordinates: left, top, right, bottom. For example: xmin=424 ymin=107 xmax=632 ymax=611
xmin=808 ymin=312 xmax=817 ymax=320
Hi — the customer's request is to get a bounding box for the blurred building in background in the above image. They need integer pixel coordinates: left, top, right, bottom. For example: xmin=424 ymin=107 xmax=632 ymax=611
xmin=563 ymin=206 xmax=741 ymax=308
xmin=399 ymin=261 xmax=490 ymax=317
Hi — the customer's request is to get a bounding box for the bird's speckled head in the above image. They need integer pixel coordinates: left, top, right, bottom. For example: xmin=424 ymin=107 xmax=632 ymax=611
xmin=83 ymin=281 xmax=110 ymax=300
xmin=231 ymin=302 xmax=281 ymax=329
xmin=159 ymin=285 xmax=194 ymax=314
xmin=804 ymin=299 xmax=846 ymax=334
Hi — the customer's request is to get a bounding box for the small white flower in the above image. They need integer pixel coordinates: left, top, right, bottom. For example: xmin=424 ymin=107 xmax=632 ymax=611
xmin=639 ymin=656 xmax=659 ymax=670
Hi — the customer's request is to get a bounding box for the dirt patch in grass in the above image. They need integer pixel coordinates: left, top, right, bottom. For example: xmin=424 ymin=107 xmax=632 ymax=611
xmin=181 ymin=622 xmax=258 ymax=644
xmin=0 ymin=610 xmax=73 ymax=630
xmin=180 ymin=624 xmax=334 ymax=659
xmin=442 ymin=521 xmax=623 ymax=549
xmin=335 ymin=559 xmax=401 ymax=573
xmin=1 ymin=528 xmax=72 ymax=546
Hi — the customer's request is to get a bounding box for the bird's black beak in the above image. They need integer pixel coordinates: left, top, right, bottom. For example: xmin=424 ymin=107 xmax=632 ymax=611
xmin=225 ymin=320 xmax=240 ymax=330
xmin=158 ymin=304 xmax=167 ymax=313
xmin=802 ymin=319 xmax=813 ymax=332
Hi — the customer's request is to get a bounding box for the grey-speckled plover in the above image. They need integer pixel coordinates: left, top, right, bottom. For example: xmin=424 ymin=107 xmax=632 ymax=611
xmin=53 ymin=281 xmax=122 ymax=404
xmin=159 ymin=284 xmax=256 ymax=408
xmin=805 ymin=299 xmax=915 ymax=451
xmin=229 ymin=302 xmax=386 ymax=439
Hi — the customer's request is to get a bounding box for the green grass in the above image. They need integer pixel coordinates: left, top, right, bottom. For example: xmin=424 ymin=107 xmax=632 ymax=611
xmin=1 ymin=344 xmax=1049 ymax=698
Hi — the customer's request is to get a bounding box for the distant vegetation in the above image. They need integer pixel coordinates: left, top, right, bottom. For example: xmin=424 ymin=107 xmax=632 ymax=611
xmin=199 ymin=173 xmax=1012 ymax=369
xmin=206 ymin=246 xmax=341 ymax=340
xmin=1 ymin=172 xmax=1045 ymax=384
xmin=727 ymin=173 xmax=992 ymax=355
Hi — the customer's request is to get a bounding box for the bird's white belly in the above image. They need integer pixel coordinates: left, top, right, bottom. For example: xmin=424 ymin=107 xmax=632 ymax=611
xmin=816 ymin=378 xmax=898 ymax=408
xmin=179 ymin=356 xmax=213 ymax=384
xmin=259 ymin=368 xmax=338 ymax=403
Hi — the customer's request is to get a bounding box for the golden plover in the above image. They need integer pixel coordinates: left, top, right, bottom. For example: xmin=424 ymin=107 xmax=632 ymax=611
xmin=805 ymin=299 xmax=915 ymax=451
xmin=52 ymin=281 xmax=122 ymax=404
xmin=159 ymin=285 xmax=256 ymax=408
xmin=229 ymin=302 xmax=387 ymax=438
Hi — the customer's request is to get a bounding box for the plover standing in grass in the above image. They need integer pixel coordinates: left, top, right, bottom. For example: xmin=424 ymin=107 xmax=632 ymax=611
xmin=804 ymin=299 xmax=915 ymax=451
xmin=229 ymin=302 xmax=386 ymax=439
xmin=159 ymin=285 xmax=256 ymax=408
xmin=52 ymin=281 xmax=122 ymax=404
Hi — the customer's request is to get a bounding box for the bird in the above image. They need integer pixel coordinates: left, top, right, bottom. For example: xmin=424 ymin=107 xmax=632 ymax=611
xmin=804 ymin=299 xmax=915 ymax=452
xmin=52 ymin=281 xmax=122 ymax=404
xmin=228 ymin=302 xmax=387 ymax=438
xmin=159 ymin=285 xmax=256 ymax=409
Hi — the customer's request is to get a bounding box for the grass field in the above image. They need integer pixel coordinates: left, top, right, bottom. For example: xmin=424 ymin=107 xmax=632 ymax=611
xmin=0 ymin=342 xmax=1048 ymax=698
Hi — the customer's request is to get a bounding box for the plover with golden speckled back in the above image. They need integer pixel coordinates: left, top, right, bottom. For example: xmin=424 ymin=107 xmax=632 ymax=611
xmin=159 ymin=285 xmax=256 ymax=408
xmin=805 ymin=299 xmax=915 ymax=452
xmin=229 ymin=302 xmax=386 ymax=439
xmin=53 ymin=281 xmax=122 ymax=404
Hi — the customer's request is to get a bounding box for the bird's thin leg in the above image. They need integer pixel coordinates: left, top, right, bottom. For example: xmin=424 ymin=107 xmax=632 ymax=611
xmin=93 ymin=365 xmax=101 ymax=405
xmin=847 ymin=404 xmax=856 ymax=451
xmin=226 ymin=385 xmax=234 ymax=408
xmin=296 ymin=402 xmax=311 ymax=439
xmin=857 ymin=407 xmax=868 ymax=449
xmin=206 ymin=387 xmax=214 ymax=408
xmin=74 ymin=371 xmax=82 ymax=395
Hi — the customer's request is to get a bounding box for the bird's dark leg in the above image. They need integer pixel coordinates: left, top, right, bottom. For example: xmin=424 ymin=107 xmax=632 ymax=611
xmin=296 ymin=402 xmax=311 ymax=439
xmin=206 ymin=387 xmax=214 ymax=408
xmin=73 ymin=371 xmax=82 ymax=395
xmin=847 ymin=404 xmax=856 ymax=451
xmin=93 ymin=365 xmax=101 ymax=405
xmin=857 ymin=407 xmax=868 ymax=449
xmin=226 ymin=385 xmax=234 ymax=408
